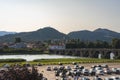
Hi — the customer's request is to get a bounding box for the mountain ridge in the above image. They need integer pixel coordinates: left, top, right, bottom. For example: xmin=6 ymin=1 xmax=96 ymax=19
xmin=68 ymin=28 xmax=120 ymax=41
xmin=0 ymin=27 xmax=66 ymax=42
xmin=0 ymin=27 xmax=120 ymax=42
xmin=0 ymin=31 xmax=16 ymax=36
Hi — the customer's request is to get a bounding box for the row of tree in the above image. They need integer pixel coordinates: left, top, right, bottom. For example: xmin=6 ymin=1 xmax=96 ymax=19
xmin=66 ymin=38 xmax=120 ymax=49
xmin=12 ymin=37 xmax=120 ymax=49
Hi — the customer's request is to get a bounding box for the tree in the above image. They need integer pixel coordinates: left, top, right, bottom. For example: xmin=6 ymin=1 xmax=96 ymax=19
xmin=3 ymin=45 xmax=8 ymax=49
xmin=78 ymin=41 xmax=86 ymax=48
xmin=112 ymin=38 xmax=120 ymax=49
xmin=87 ymin=41 xmax=95 ymax=48
xmin=15 ymin=37 xmax=21 ymax=43
xmin=94 ymin=40 xmax=102 ymax=48
xmin=102 ymin=41 xmax=110 ymax=48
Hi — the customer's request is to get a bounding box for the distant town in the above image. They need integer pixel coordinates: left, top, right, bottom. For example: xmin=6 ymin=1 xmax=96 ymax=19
xmin=0 ymin=37 xmax=120 ymax=59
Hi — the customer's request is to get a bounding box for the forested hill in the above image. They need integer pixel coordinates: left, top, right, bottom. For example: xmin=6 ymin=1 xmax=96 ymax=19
xmin=0 ymin=27 xmax=120 ymax=42
xmin=0 ymin=27 xmax=67 ymax=42
xmin=68 ymin=28 xmax=120 ymax=41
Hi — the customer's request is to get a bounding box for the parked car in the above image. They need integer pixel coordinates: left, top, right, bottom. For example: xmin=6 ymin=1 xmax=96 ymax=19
xmin=37 ymin=63 xmax=42 ymax=66
xmin=101 ymin=64 xmax=108 ymax=68
xmin=111 ymin=68 xmax=117 ymax=73
xmin=104 ymin=68 xmax=112 ymax=75
xmin=82 ymin=69 xmax=89 ymax=76
xmin=95 ymin=67 xmax=103 ymax=71
xmin=79 ymin=66 xmax=84 ymax=69
xmin=89 ymin=69 xmax=96 ymax=76
xmin=91 ymin=65 xmax=97 ymax=68
xmin=96 ymin=65 xmax=102 ymax=68
xmin=93 ymin=76 xmax=102 ymax=80
xmin=104 ymin=77 xmax=114 ymax=80
xmin=53 ymin=66 xmax=58 ymax=71
xmin=47 ymin=66 xmax=51 ymax=71
xmin=114 ymin=77 xmax=120 ymax=80
xmin=81 ymin=77 xmax=90 ymax=80
xmin=66 ymin=71 xmax=73 ymax=76
xmin=111 ymin=68 xmax=120 ymax=74
xmin=59 ymin=66 xmax=65 ymax=71
xmin=96 ymin=70 xmax=104 ymax=75
xmin=55 ymin=70 xmax=61 ymax=76
xmin=58 ymin=62 xmax=63 ymax=65
xmin=74 ymin=64 xmax=79 ymax=69
xmin=104 ymin=76 xmax=120 ymax=80
xmin=65 ymin=66 xmax=71 ymax=71
xmin=72 ymin=62 xmax=77 ymax=65
xmin=76 ymin=70 xmax=81 ymax=76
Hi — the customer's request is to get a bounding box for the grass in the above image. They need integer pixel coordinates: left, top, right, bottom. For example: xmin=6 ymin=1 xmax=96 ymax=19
xmin=0 ymin=59 xmax=26 ymax=67
xmin=0 ymin=59 xmax=26 ymax=62
xmin=33 ymin=58 xmax=120 ymax=65
xmin=0 ymin=58 xmax=119 ymax=67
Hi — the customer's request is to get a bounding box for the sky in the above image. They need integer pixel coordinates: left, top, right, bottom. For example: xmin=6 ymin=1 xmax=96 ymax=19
xmin=0 ymin=0 xmax=120 ymax=34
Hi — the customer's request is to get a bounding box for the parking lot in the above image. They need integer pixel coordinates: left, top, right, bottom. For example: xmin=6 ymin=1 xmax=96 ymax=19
xmin=37 ymin=63 xmax=120 ymax=80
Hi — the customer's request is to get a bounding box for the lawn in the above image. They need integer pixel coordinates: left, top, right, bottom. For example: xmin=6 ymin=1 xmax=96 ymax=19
xmin=0 ymin=58 xmax=119 ymax=67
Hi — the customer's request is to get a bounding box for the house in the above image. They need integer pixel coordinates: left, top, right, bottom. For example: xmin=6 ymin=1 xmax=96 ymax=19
xmin=26 ymin=42 xmax=45 ymax=49
xmin=9 ymin=42 xmax=27 ymax=49
xmin=27 ymin=43 xmax=35 ymax=48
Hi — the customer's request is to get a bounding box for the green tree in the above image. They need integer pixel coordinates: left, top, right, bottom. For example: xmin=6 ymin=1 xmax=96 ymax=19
xmin=112 ymin=38 xmax=120 ymax=49
xmin=102 ymin=41 xmax=110 ymax=48
xmin=87 ymin=41 xmax=95 ymax=48
xmin=94 ymin=40 xmax=102 ymax=48
xmin=15 ymin=37 xmax=21 ymax=43
xmin=3 ymin=45 xmax=8 ymax=49
xmin=78 ymin=41 xmax=86 ymax=48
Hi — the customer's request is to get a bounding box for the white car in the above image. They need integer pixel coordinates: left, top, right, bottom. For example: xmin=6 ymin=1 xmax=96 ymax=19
xmin=96 ymin=70 xmax=104 ymax=75
xmin=65 ymin=66 xmax=71 ymax=70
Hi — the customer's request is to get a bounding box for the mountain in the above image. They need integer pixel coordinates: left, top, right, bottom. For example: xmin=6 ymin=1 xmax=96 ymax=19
xmin=0 ymin=27 xmax=120 ymax=42
xmin=0 ymin=27 xmax=66 ymax=42
xmin=0 ymin=31 xmax=16 ymax=36
xmin=68 ymin=28 xmax=120 ymax=41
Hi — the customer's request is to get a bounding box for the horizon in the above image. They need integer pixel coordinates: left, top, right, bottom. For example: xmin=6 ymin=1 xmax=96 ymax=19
xmin=0 ymin=0 xmax=120 ymax=34
xmin=0 ymin=27 xmax=120 ymax=34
